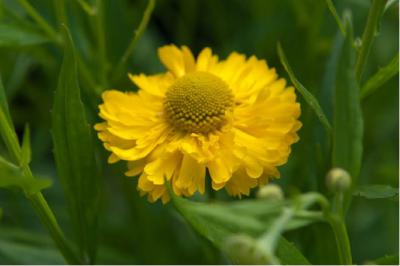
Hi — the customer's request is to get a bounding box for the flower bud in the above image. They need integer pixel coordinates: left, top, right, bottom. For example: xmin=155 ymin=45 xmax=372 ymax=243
xmin=326 ymin=168 xmax=351 ymax=193
xmin=224 ymin=234 xmax=279 ymax=265
xmin=257 ymin=184 xmax=284 ymax=200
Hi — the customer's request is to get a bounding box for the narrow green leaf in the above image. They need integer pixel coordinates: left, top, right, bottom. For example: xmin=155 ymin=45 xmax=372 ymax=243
xmin=20 ymin=124 xmax=31 ymax=166
xmin=0 ymin=76 xmax=13 ymax=126
xmin=171 ymin=194 xmax=315 ymax=264
xmin=332 ymin=17 xmax=364 ymax=183
xmin=355 ymin=0 xmax=388 ymax=80
xmin=0 ymin=108 xmax=21 ymax=163
xmin=75 ymin=0 xmax=96 ymax=16
xmin=0 ymin=76 xmax=21 ymax=163
xmin=51 ymin=26 xmax=100 ymax=263
xmin=277 ymin=43 xmax=332 ymax=133
xmin=325 ymin=0 xmax=346 ymax=36
xmin=0 ymin=24 xmax=49 ymax=47
xmin=353 ymin=185 xmax=398 ymax=199
xmin=0 ymin=156 xmax=52 ymax=194
xmin=360 ymin=53 xmax=399 ymax=99
xmin=384 ymin=0 xmax=398 ymax=13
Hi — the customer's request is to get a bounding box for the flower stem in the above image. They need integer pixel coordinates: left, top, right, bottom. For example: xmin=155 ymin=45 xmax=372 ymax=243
xmin=355 ymin=0 xmax=388 ymax=81
xmin=327 ymin=191 xmax=352 ymax=264
xmin=327 ymin=214 xmax=353 ymax=265
xmin=28 ymin=192 xmax=80 ymax=264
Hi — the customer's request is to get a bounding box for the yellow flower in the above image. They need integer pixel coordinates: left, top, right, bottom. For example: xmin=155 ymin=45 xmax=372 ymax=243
xmin=95 ymin=44 xmax=302 ymax=203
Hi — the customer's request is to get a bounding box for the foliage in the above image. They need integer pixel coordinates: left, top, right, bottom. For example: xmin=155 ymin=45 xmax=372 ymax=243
xmin=0 ymin=0 xmax=398 ymax=264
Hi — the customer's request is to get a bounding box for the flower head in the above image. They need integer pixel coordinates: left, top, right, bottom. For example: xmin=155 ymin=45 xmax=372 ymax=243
xmin=95 ymin=44 xmax=302 ymax=203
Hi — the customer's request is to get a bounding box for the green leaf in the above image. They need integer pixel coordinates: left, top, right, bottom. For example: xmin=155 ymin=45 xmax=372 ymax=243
xmin=0 ymin=156 xmax=52 ymax=194
xmin=277 ymin=43 xmax=332 ymax=133
xmin=353 ymin=185 xmax=398 ymax=199
xmin=332 ymin=16 xmax=363 ymax=184
xmin=51 ymin=26 xmax=100 ymax=263
xmin=171 ymin=194 xmax=317 ymax=264
xmin=0 ymin=24 xmax=49 ymax=47
xmin=276 ymin=237 xmax=310 ymax=265
xmin=369 ymin=254 xmax=399 ymax=265
xmin=360 ymin=53 xmax=399 ymax=99
xmin=0 ymin=228 xmax=64 ymax=264
xmin=20 ymin=124 xmax=31 ymax=166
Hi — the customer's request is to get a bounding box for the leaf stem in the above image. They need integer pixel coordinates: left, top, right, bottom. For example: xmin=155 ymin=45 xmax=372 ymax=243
xmin=277 ymin=43 xmax=332 ymax=134
xmin=0 ymin=109 xmax=21 ymax=163
xmin=114 ymin=0 xmax=156 ymax=81
xmin=355 ymin=0 xmax=388 ymax=81
xmin=360 ymin=53 xmax=399 ymax=99
xmin=17 ymin=0 xmax=61 ymax=44
xmin=258 ymin=208 xmax=294 ymax=253
xmin=28 ymin=190 xmax=80 ymax=264
xmin=0 ymin=105 xmax=80 ymax=264
xmin=327 ymin=190 xmax=352 ymax=264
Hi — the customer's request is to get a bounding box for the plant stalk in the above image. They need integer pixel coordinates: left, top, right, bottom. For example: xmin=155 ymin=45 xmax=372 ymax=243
xmin=327 ymin=214 xmax=353 ymax=265
xmin=28 ymin=193 xmax=80 ymax=264
xmin=0 ymin=109 xmax=79 ymax=264
xmin=355 ymin=0 xmax=388 ymax=81
xmin=113 ymin=0 xmax=156 ymax=82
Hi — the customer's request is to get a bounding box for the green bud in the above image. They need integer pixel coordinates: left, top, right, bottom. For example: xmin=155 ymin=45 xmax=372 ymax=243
xmin=257 ymin=184 xmax=284 ymax=200
xmin=224 ymin=234 xmax=279 ymax=265
xmin=326 ymin=168 xmax=352 ymax=193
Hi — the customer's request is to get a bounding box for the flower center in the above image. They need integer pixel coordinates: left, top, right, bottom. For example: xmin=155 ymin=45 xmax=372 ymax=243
xmin=164 ymin=71 xmax=234 ymax=134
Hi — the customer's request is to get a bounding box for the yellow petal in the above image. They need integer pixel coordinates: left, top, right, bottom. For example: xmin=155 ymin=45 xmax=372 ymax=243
xmin=207 ymin=157 xmax=232 ymax=184
xmin=108 ymin=153 xmax=120 ymax=164
xmin=125 ymin=159 xmax=146 ymax=177
xmin=225 ymin=169 xmax=258 ymax=197
xmin=158 ymin=44 xmax=195 ymax=77
xmin=144 ymin=152 xmax=180 ymax=185
xmin=196 ymin=47 xmax=218 ymax=71
xmin=175 ymin=154 xmax=205 ymax=195
xmin=182 ymin=45 xmax=196 ymax=72
xmin=128 ymin=73 xmax=173 ymax=97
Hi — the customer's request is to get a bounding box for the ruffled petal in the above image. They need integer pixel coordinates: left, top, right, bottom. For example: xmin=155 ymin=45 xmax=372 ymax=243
xmin=144 ymin=152 xmax=181 ymax=185
xmin=138 ymin=173 xmax=170 ymax=203
xmin=128 ymin=73 xmax=174 ymax=97
xmin=174 ymin=154 xmax=206 ymax=195
xmin=225 ymin=169 xmax=259 ymax=197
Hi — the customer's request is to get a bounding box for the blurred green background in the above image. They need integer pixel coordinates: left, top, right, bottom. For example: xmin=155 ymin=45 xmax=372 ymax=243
xmin=0 ymin=0 xmax=398 ymax=264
